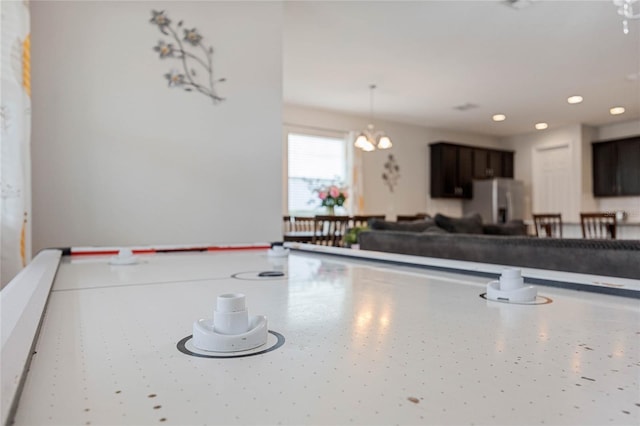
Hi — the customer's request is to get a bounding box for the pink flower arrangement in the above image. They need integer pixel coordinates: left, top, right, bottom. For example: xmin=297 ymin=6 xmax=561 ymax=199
xmin=314 ymin=183 xmax=348 ymax=208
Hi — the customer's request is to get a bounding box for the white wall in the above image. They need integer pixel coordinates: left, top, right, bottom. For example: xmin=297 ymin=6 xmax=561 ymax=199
xmin=31 ymin=1 xmax=283 ymax=252
xmin=501 ymin=125 xmax=584 ymax=221
xmin=283 ymin=104 xmax=500 ymax=219
xmin=502 ymin=119 xmax=640 ymax=222
xmin=598 ymin=119 xmax=640 ymax=141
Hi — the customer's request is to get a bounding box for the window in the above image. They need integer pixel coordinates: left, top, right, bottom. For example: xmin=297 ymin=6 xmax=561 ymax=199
xmin=287 ymin=132 xmax=348 ymax=215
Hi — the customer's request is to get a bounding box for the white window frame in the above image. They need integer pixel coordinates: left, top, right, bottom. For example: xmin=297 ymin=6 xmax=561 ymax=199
xmin=283 ymin=127 xmax=352 ymax=216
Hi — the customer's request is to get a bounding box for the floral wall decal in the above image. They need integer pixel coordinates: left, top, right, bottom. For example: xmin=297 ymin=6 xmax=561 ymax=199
xmin=149 ymin=10 xmax=225 ymax=103
xmin=382 ymin=154 xmax=400 ymax=192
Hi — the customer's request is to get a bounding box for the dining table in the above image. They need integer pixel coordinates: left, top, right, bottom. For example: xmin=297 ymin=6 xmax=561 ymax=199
xmin=282 ymin=231 xmax=315 ymax=243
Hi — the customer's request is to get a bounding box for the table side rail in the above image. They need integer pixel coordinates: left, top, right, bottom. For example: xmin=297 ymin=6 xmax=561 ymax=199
xmin=1 ymin=249 xmax=62 ymax=426
xmin=284 ymin=243 xmax=640 ymax=296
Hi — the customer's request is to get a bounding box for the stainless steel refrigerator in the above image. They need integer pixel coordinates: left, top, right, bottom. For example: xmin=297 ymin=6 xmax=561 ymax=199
xmin=463 ymin=178 xmax=524 ymax=224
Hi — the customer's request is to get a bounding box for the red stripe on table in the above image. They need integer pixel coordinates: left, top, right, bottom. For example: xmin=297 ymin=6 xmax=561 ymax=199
xmin=70 ymin=249 xmax=155 ymax=256
xmin=206 ymin=246 xmax=270 ymax=252
xmin=69 ymin=246 xmax=270 ymax=256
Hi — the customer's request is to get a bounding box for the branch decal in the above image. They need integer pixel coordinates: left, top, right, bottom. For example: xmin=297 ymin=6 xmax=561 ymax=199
xmin=382 ymin=154 xmax=400 ymax=192
xmin=149 ymin=10 xmax=225 ymax=103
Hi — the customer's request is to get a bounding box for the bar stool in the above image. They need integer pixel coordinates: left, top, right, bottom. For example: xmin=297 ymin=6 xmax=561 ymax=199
xmin=532 ymin=213 xmax=563 ymax=238
xmin=580 ymin=212 xmax=617 ymax=239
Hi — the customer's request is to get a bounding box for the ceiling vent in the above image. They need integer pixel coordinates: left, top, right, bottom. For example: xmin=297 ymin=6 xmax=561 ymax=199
xmin=453 ymin=103 xmax=479 ymax=112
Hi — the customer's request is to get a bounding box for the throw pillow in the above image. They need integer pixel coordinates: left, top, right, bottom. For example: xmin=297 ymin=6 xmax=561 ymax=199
xmin=434 ymin=213 xmax=483 ymax=234
xmin=482 ymin=220 xmax=527 ymax=236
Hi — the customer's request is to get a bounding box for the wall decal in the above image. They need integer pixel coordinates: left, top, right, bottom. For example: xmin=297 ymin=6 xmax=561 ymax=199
xmin=149 ymin=10 xmax=225 ymax=103
xmin=382 ymin=154 xmax=400 ymax=192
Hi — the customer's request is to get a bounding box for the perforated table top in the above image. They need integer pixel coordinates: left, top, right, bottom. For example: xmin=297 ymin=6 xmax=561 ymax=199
xmin=12 ymin=249 xmax=640 ymax=425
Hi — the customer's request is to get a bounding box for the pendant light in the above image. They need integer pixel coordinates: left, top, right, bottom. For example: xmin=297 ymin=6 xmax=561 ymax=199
xmin=354 ymin=84 xmax=393 ymax=151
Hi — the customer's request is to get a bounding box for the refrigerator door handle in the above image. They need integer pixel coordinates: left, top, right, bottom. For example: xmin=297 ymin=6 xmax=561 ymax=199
xmin=505 ymin=190 xmax=512 ymax=222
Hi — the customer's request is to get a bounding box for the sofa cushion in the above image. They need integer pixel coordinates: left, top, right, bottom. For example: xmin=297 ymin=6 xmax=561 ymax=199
xmin=358 ymin=231 xmax=640 ymax=280
xmin=482 ymin=220 xmax=527 ymax=236
xmin=369 ymin=218 xmax=439 ymax=233
xmin=434 ymin=213 xmax=483 ymax=234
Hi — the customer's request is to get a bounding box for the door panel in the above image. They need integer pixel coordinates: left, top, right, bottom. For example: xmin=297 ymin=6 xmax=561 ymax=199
xmin=458 ymin=147 xmax=473 ymax=198
xmin=473 ymin=149 xmax=488 ymax=179
xmin=488 ymin=151 xmax=503 ymax=177
xmin=592 ymin=142 xmax=618 ymax=196
xmin=617 ymin=139 xmax=640 ymax=196
xmin=533 ymin=145 xmax=572 ymax=218
xmin=442 ymin=145 xmax=458 ymax=196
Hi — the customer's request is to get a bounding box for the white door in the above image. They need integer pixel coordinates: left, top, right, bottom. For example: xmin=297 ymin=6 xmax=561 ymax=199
xmin=532 ymin=144 xmax=573 ymax=218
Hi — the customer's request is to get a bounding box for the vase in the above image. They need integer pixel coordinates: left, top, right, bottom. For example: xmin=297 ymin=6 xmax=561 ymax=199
xmin=326 ymin=206 xmax=335 ymax=216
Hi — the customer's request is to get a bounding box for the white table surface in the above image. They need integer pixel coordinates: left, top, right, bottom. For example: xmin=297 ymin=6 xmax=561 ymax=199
xmin=12 ymin=248 xmax=640 ymax=425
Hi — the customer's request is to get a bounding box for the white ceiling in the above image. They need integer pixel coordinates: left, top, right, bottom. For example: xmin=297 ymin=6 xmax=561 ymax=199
xmin=283 ymin=0 xmax=640 ymax=137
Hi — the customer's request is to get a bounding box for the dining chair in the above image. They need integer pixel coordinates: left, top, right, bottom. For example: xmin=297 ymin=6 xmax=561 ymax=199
xmin=580 ymin=212 xmax=617 ymax=239
xmin=283 ymin=216 xmax=293 ymax=234
xmin=349 ymin=215 xmax=385 ymax=229
xmin=532 ymin=213 xmax=563 ymax=238
xmin=291 ymin=216 xmax=315 ymax=232
xmin=312 ymin=216 xmax=350 ymax=247
xmin=283 ymin=216 xmax=317 ymax=242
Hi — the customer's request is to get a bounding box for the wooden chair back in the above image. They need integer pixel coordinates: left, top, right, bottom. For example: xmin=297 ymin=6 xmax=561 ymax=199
xmin=312 ymin=216 xmax=350 ymax=247
xmin=283 ymin=216 xmax=317 ymax=242
xmin=532 ymin=213 xmax=563 ymax=238
xmin=349 ymin=215 xmax=385 ymax=229
xmin=282 ymin=216 xmax=291 ymax=235
xmin=290 ymin=216 xmax=315 ymax=232
xmin=580 ymin=212 xmax=617 ymax=239
xmin=283 ymin=216 xmax=292 ymax=233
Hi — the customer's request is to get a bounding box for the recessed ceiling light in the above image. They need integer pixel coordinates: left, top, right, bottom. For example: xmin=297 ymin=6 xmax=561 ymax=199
xmin=535 ymin=122 xmax=548 ymax=130
xmin=492 ymin=114 xmax=506 ymax=122
xmin=567 ymin=95 xmax=583 ymax=104
xmin=610 ymin=106 xmax=626 ymax=115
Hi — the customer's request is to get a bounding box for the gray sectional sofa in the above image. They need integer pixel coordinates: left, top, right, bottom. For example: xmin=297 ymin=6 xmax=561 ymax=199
xmin=358 ymin=214 xmax=640 ymax=279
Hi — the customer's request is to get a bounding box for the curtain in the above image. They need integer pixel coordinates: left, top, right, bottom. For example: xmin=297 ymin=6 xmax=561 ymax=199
xmin=347 ymin=132 xmax=365 ymax=214
xmin=1 ymin=0 xmax=32 ymax=288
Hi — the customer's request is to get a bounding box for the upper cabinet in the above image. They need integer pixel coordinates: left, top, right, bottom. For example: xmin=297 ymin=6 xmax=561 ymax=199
xmin=430 ymin=143 xmax=472 ymax=198
xmin=592 ymin=136 xmax=640 ymax=197
xmin=430 ymin=142 xmax=514 ymax=199
xmin=472 ymin=147 xmax=514 ymax=179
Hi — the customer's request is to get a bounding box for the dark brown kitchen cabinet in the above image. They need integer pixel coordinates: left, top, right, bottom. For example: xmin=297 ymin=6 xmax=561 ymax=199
xmin=430 ymin=143 xmax=473 ymax=198
xmin=593 ymin=136 xmax=640 ymax=197
xmin=592 ymin=142 xmax=618 ymax=196
xmin=430 ymin=142 xmax=515 ymax=199
xmin=502 ymin=152 xmax=514 ymax=178
xmin=472 ymin=148 xmax=514 ymax=179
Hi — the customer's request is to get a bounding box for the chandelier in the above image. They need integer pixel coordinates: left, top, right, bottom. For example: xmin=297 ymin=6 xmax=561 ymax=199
xmin=354 ymin=84 xmax=392 ymax=152
xmin=614 ymin=0 xmax=640 ymax=34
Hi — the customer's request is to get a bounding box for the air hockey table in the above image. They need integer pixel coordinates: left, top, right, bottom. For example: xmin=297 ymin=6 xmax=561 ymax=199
xmin=2 ymin=242 xmax=639 ymax=426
